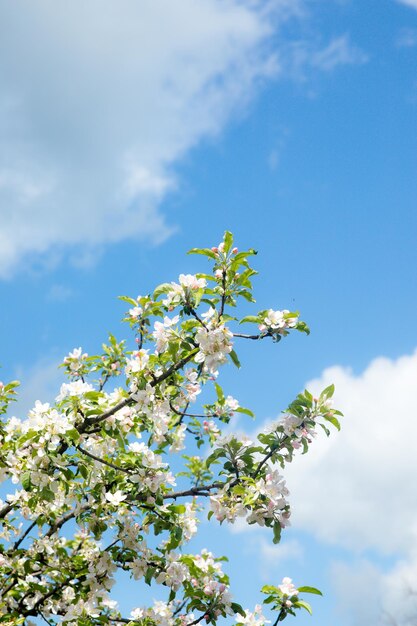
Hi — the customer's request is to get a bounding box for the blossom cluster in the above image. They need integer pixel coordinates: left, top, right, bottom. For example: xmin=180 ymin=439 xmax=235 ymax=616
xmin=0 ymin=232 xmax=339 ymax=625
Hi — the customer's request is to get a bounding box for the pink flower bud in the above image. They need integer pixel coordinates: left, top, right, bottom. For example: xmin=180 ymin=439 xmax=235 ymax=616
xmin=232 ymin=247 xmax=238 ymax=254
xmin=211 ymin=247 xmax=218 ymax=253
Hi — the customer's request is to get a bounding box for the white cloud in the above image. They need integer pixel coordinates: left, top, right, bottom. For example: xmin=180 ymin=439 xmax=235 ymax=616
xmin=332 ymin=551 xmax=417 ymax=625
xmin=397 ymin=0 xmax=417 ymax=10
xmin=0 ymin=0 xmax=302 ymax=278
xmin=284 ymin=348 xmax=417 ymax=555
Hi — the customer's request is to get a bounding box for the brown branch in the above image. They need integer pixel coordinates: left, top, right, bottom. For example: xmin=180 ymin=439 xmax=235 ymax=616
xmin=0 ymin=501 xmax=15 ymax=519
xmin=45 ymin=503 xmax=90 ymax=537
xmin=13 ymin=518 xmax=38 ymax=550
xmin=163 ymin=481 xmax=224 ymax=500
xmin=76 ymin=445 xmax=132 ymax=474
xmin=233 ymin=332 xmax=266 ymax=340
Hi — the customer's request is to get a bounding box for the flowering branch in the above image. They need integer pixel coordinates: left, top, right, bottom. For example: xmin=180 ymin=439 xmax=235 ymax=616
xmin=0 ymin=232 xmax=340 ymax=625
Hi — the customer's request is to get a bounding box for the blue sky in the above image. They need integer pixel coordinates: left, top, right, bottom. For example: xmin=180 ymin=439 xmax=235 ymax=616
xmin=1 ymin=1 xmax=417 ymax=624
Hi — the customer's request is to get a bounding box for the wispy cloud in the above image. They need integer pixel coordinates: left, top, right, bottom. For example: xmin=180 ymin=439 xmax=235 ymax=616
xmin=397 ymin=27 xmax=417 ymax=47
xmin=287 ymin=34 xmax=368 ymax=79
xmin=46 ymin=284 xmax=73 ymax=302
xmin=310 ymin=35 xmax=368 ymax=71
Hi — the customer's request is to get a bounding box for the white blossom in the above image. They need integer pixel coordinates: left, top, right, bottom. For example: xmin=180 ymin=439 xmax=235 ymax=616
xmin=105 ymin=490 xmax=127 ymax=506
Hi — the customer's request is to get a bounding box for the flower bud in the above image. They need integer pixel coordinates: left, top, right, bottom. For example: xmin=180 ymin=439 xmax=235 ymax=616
xmin=232 ymin=247 xmax=238 ymax=254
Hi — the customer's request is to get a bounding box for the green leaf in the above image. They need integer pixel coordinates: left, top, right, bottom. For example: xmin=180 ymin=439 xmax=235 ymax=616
xmin=324 ymin=415 xmax=341 ymax=431
xmin=296 ymin=321 xmax=310 ymax=335
xmin=66 ymin=428 xmax=81 ymax=444
xmin=144 ymin=566 xmax=155 ymax=585
xmin=188 ymin=247 xmax=217 ymax=260
xmin=239 ymin=315 xmax=260 ymax=325
xmin=118 ymin=295 xmax=138 ymax=306
xmin=21 ymin=472 xmax=32 ymax=492
xmin=153 ymin=283 xmax=172 ymax=298
xmin=272 ymin=521 xmax=282 ymax=544
xmin=79 ymin=464 xmax=89 ymax=479
xmin=214 ymin=383 xmax=225 ymax=403
xmin=223 ymin=231 xmax=234 ymax=253
xmin=294 ymin=600 xmax=312 ymax=615
xmin=236 ymin=407 xmax=254 ymax=418
xmin=229 ymin=349 xmax=241 ymax=369
xmin=40 ymin=488 xmax=55 ymax=502
xmin=320 ymin=384 xmax=335 ymax=400
xmin=238 ymin=289 xmax=255 ymax=303
xmin=231 ymin=603 xmax=246 ymax=617
xmin=297 ymin=586 xmax=323 ymax=596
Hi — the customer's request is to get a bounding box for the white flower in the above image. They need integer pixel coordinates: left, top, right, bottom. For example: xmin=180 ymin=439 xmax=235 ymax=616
xmin=170 ymin=423 xmax=187 ymax=452
xmin=183 ymin=369 xmax=201 ymax=402
xmin=128 ymin=441 xmax=146 ymax=454
xmin=225 ymin=395 xmax=239 ymax=412
xmin=278 ymin=577 xmax=298 ymax=597
xmin=153 ymin=315 xmax=179 ymax=353
xmin=129 ymin=306 xmax=143 ymax=318
xmin=259 ymin=309 xmax=299 ymax=333
xmin=125 ymin=349 xmax=150 ymax=375
xmin=105 ymin=490 xmax=127 ymax=506
xmin=56 ymin=380 xmax=93 ymax=402
xmin=179 ymin=274 xmax=206 ymax=290
xmin=195 ymin=325 xmax=233 ymax=373
xmin=239 ymin=605 xmax=270 ymax=626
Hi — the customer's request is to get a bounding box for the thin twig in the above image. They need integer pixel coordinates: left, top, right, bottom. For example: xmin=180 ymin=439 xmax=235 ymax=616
xmin=77 ymin=445 xmax=132 ymax=474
